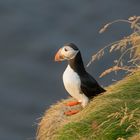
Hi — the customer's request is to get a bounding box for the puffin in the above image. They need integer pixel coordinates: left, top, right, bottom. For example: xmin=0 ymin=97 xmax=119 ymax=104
xmin=55 ymin=43 xmax=106 ymax=115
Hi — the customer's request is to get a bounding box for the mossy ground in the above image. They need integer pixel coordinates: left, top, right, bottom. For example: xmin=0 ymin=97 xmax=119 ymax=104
xmin=37 ymin=71 xmax=140 ymax=140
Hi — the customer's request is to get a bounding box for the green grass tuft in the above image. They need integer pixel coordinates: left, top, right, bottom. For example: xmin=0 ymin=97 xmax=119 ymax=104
xmin=37 ymin=71 xmax=140 ymax=140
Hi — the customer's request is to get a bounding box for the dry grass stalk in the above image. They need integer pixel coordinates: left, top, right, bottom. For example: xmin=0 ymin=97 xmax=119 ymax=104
xmin=117 ymin=138 xmax=126 ymax=140
xmin=99 ymin=66 xmax=122 ymax=78
xmin=98 ymin=103 xmax=140 ymax=136
xmin=128 ymin=133 xmax=140 ymax=140
xmin=36 ymin=98 xmax=83 ymax=140
xmin=88 ymin=16 xmax=140 ymax=78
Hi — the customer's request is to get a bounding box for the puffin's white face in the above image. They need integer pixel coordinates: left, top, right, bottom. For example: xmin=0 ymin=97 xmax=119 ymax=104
xmin=55 ymin=46 xmax=79 ymax=61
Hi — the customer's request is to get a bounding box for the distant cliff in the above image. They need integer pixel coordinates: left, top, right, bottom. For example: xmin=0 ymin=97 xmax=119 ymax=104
xmin=36 ymin=70 xmax=140 ymax=140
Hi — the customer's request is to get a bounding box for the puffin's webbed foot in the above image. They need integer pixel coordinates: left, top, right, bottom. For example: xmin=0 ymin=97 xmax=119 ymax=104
xmin=64 ymin=110 xmax=79 ymax=116
xmin=65 ymin=101 xmax=80 ymax=106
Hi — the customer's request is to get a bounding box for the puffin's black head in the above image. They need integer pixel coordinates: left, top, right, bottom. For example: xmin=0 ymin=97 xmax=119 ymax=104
xmin=55 ymin=43 xmax=79 ymax=61
xmin=64 ymin=43 xmax=79 ymax=51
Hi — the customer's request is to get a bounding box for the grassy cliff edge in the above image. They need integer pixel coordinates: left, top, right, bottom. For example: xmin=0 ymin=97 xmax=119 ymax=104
xmin=37 ymin=71 xmax=140 ymax=140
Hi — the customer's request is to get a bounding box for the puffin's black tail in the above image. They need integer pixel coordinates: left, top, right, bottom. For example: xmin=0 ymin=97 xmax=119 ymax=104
xmin=100 ymin=87 xmax=106 ymax=93
xmin=95 ymin=86 xmax=106 ymax=96
xmin=89 ymin=86 xmax=106 ymax=99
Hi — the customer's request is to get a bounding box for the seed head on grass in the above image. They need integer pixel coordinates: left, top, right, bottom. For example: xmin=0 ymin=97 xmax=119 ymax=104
xmin=88 ymin=16 xmax=140 ymax=78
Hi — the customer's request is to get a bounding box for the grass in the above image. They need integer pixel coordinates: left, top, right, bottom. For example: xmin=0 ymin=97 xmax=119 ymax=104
xmin=87 ymin=16 xmax=140 ymax=77
xmin=37 ymin=70 xmax=140 ymax=140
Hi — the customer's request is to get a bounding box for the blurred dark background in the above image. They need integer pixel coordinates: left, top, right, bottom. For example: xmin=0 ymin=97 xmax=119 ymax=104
xmin=0 ymin=0 xmax=140 ymax=139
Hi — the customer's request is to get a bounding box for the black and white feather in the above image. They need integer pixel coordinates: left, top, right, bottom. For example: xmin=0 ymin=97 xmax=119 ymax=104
xmin=59 ymin=43 xmax=106 ymax=107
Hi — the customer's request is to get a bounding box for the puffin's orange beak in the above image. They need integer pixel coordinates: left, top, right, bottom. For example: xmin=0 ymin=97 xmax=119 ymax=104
xmin=54 ymin=48 xmax=64 ymax=61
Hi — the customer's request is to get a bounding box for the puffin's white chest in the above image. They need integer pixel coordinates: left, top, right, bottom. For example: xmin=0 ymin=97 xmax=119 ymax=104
xmin=63 ymin=65 xmax=81 ymax=100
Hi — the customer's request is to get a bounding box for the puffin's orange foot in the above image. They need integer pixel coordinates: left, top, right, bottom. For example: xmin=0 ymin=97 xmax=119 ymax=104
xmin=64 ymin=110 xmax=79 ymax=116
xmin=65 ymin=101 xmax=80 ymax=106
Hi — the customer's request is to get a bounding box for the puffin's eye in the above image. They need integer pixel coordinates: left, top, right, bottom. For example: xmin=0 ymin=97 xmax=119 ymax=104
xmin=64 ymin=48 xmax=68 ymax=52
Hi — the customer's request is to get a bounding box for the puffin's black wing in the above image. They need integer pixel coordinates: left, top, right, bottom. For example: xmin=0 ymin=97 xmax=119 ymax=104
xmin=80 ymin=73 xmax=106 ymax=98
